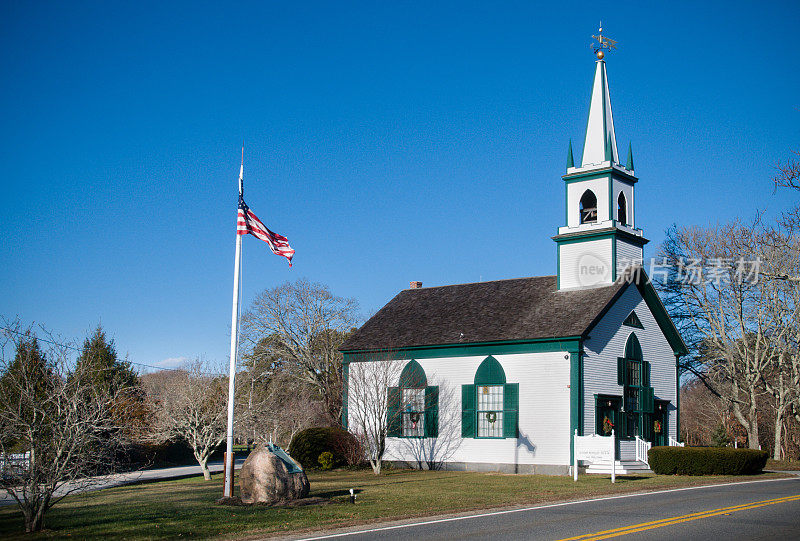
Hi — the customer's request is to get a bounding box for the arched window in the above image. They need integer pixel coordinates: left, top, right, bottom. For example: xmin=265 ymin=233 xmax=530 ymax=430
xmin=624 ymin=333 xmax=642 ymax=361
xmin=580 ymin=190 xmax=598 ymax=224
xmin=617 ymin=192 xmax=627 ymax=225
xmin=617 ymin=333 xmax=654 ymax=440
xmin=399 ymin=360 xmax=426 ymax=437
xmin=461 ymin=356 xmax=518 ymax=439
xmin=387 ymin=360 xmax=438 ymax=438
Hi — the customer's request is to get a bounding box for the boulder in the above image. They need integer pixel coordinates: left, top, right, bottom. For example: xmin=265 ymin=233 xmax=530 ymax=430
xmin=238 ymin=444 xmax=310 ymax=505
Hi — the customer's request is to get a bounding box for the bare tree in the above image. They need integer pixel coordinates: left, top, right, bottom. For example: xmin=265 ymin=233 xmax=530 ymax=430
xmin=234 ymin=364 xmax=326 ymax=448
xmin=0 ymin=322 xmax=134 ymax=533
xmin=679 ymin=378 xmax=726 ymax=446
xmin=240 ymin=279 xmax=360 ymax=425
xmin=657 ymin=223 xmax=786 ymax=449
xmin=757 ymin=228 xmax=800 ymax=458
xmin=141 ymin=360 xmax=227 ymax=480
xmin=775 ymin=151 xmax=800 ymax=193
xmin=346 ymin=356 xmax=403 ymax=474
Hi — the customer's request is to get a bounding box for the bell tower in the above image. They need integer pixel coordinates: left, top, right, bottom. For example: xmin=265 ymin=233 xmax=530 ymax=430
xmin=554 ymin=30 xmax=647 ymax=290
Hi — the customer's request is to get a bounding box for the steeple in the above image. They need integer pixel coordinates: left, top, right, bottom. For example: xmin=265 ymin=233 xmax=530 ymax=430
xmin=581 ymin=59 xmax=619 ymax=167
xmin=553 ymin=29 xmax=647 ymax=291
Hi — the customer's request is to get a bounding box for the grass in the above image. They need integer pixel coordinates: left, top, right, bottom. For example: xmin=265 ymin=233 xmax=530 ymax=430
xmin=766 ymin=458 xmax=800 ymax=471
xmin=0 ymin=468 xmax=790 ymax=540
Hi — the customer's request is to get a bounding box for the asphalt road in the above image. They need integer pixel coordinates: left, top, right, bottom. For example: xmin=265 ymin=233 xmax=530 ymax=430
xmin=295 ymin=477 xmax=800 ymax=541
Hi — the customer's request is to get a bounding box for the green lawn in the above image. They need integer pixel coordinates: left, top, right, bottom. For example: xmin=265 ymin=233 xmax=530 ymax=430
xmin=0 ymin=468 xmax=789 ymax=540
xmin=767 ymin=458 xmax=800 ymax=471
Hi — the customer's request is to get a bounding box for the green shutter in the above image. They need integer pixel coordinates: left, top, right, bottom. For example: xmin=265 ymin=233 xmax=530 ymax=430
xmin=387 ymin=387 xmax=401 ymax=437
xmin=640 ymin=387 xmax=654 ymax=414
xmin=425 ymin=386 xmax=439 ymax=437
xmin=503 ymin=383 xmax=519 ymax=438
xmin=641 ymin=413 xmax=652 ymax=441
xmin=642 ymin=362 xmax=651 ymax=387
xmin=461 ymin=384 xmax=475 ymax=438
xmin=617 ymin=358 xmax=626 ymax=386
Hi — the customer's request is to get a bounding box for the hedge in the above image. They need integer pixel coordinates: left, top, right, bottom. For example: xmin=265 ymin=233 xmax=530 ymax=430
xmin=288 ymin=427 xmax=360 ymax=470
xmin=648 ymin=446 xmax=768 ymax=475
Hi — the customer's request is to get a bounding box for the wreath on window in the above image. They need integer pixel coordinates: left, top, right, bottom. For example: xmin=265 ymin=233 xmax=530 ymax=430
xmin=485 ymin=412 xmax=497 ymax=424
xmin=602 ymin=416 xmax=614 ymax=435
xmin=654 ymin=420 xmax=662 ymax=434
xmin=409 ymin=411 xmax=421 ymax=428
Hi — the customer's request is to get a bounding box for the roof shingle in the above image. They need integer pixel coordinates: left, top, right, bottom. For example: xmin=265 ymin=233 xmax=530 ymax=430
xmin=340 ymin=276 xmax=626 ymax=352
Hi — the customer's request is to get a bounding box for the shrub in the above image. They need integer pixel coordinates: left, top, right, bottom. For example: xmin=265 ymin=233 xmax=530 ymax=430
xmin=288 ymin=427 xmax=360 ymax=470
xmin=648 ymin=446 xmax=768 ymax=475
xmin=318 ymin=451 xmax=334 ymax=470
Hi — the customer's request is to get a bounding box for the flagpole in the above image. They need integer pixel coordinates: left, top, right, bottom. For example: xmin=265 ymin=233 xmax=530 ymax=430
xmin=223 ymin=151 xmax=244 ymax=498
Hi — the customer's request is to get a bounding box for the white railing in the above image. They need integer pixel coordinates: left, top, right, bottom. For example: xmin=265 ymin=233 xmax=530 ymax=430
xmin=635 ymin=436 xmax=651 ymax=465
xmin=668 ymin=437 xmax=684 ymax=447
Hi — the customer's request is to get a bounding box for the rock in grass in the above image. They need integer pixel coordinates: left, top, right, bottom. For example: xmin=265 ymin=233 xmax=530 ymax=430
xmin=238 ymin=445 xmax=309 ymax=505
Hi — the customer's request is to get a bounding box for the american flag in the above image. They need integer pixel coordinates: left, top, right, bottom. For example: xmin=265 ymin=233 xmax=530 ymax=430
xmin=237 ymin=196 xmax=295 ymax=266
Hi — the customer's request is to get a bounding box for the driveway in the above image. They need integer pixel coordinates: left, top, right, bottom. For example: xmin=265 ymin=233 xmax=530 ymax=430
xmin=0 ymin=458 xmax=245 ymax=506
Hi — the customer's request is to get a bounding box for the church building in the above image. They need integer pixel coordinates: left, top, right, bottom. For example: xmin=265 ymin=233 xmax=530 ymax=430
xmin=340 ymin=45 xmax=687 ymax=475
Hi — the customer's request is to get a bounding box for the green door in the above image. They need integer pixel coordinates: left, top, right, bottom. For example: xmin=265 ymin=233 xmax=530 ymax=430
xmin=596 ymin=395 xmax=621 ymax=459
xmin=596 ymin=399 xmax=619 ymax=436
xmin=652 ymin=401 xmax=669 ymax=446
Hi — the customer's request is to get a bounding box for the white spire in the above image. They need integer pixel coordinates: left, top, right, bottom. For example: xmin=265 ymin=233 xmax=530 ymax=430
xmin=581 ymin=60 xmax=618 ymax=167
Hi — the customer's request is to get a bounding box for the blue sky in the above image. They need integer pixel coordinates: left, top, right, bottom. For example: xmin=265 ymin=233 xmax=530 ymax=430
xmin=1 ymin=1 xmax=798 ymax=369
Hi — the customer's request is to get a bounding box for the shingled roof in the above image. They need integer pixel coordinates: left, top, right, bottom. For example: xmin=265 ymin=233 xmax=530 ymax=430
xmin=340 ymin=275 xmax=628 ymax=352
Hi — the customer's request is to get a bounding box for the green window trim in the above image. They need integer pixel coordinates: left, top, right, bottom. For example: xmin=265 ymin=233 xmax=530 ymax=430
xmin=623 ymin=311 xmax=644 ymax=329
xmin=399 ymin=359 xmax=427 ymax=388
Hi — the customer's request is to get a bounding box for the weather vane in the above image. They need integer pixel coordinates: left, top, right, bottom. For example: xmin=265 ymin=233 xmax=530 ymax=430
xmin=591 ymin=22 xmax=617 ymax=60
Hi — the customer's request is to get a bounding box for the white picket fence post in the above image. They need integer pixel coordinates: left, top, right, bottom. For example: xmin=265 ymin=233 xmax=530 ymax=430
xmin=573 ymin=429 xmax=578 ymax=482
xmin=610 ymin=429 xmax=615 ymax=483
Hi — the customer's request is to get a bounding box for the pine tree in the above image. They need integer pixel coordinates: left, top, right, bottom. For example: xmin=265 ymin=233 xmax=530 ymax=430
xmin=74 ymin=325 xmax=138 ymax=396
xmin=73 ymin=325 xmax=144 ymax=438
xmin=711 ymin=423 xmax=731 ymax=447
xmin=0 ymin=334 xmax=55 ymax=450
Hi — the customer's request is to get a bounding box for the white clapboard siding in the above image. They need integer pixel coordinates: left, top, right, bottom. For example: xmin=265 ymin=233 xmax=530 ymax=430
xmin=559 ymin=238 xmax=613 ymax=289
xmin=583 ymin=284 xmax=678 ymax=452
xmin=567 ymin=177 xmax=611 ymax=227
xmin=373 ymin=352 xmax=571 ymax=467
xmin=616 ymin=238 xmax=643 ymax=274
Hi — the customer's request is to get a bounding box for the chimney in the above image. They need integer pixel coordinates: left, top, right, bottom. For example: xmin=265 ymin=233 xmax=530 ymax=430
xmin=409 ymin=281 xmax=422 ymax=289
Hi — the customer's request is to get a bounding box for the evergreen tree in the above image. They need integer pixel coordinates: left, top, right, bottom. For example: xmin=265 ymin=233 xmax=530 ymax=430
xmin=711 ymin=423 xmax=731 ymax=447
xmin=0 ymin=334 xmax=55 ymax=451
xmin=74 ymin=325 xmax=138 ymax=396
xmin=73 ymin=325 xmax=144 ymax=438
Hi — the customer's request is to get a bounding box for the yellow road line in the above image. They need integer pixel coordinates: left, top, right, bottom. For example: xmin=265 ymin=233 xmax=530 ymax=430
xmin=556 ymin=494 xmax=800 ymax=541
